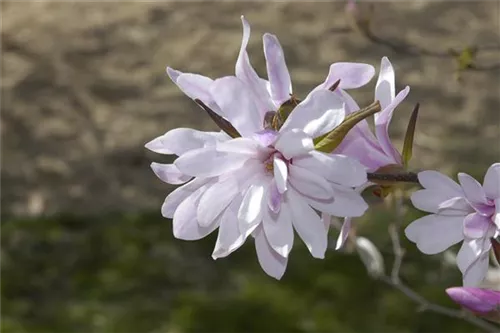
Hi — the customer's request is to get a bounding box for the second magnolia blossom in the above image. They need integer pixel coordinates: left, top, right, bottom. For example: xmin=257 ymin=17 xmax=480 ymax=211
xmin=406 ymin=163 xmax=500 ymax=286
xmin=147 ymin=16 xmax=374 ymax=279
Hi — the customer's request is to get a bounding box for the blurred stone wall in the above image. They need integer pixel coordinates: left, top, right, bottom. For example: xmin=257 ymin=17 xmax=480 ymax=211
xmin=2 ymin=1 xmax=499 ymax=217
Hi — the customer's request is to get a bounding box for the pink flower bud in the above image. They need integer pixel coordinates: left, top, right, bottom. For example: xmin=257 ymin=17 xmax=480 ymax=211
xmin=446 ymin=287 xmax=500 ymax=318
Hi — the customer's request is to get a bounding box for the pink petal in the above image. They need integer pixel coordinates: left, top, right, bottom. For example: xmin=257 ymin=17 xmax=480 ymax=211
xmin=463 ymin=213 xmax=491 ymax=239
xmin=253 ymin=129 xmax=278 ymax=147
xmin=335 ymin=134 xmax=395 ymax=171
xmin=268 ymin=180 xmax=282 ymax=213
xmin=263 ymin=33 xmax=292 ymax=106
xmin=374 ymin=86 xmax=410 ymax=164
xmin=404 ymin=215 xmax=464 ymax=254
xmin=447 ymin=287 xmax=500 ymax=314
xmin=495 ymin=198 xmax=500 ymax=228
xmin=254 ymin=226 xmax=288 ymax=279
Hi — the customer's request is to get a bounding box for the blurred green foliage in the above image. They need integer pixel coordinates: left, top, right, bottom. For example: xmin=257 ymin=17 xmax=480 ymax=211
xmin=1 ymin=206 xmax=478 ymax=332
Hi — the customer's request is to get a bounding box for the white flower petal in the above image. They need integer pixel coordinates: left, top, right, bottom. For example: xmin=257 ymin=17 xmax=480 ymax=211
xmin=150 ymin=163 xmax=192 ymax=185
xmin=315 ymin=62 xmax=376 ymax=90
xmin=484 ymin=163 xmax=500 ymax=199
xmin=280 ymin=90 xmax=345 ymax=138
xmin=293 ymin=151 xmax=367 ymax=187
xmin=287 ymin=188 xmax=327 ymax=258
xmin=161 ymin=178 xmax=211 ymax=218
xmin=411 ymin=189 xmax=469 ymax=215
xmin=404 ymin=215 xmax=464 ymax=254
xmin=263 ymin=33 xmax=292 ymax=106
xmin=273 ymin=156 xmax=288 ymax=193
xmin=458 ymin=173 xmax=488 ymax=205
xmin=238 ymin=180 xmax=267 ymax=236
xmin=254 ymin=226 xmax=288 ymax=280
xmin=336 ymin=217 xmax=352 ymax=250
xmin=197 ymin=176 xmax=239 ymax=227
xmin=288 ymin=164 xmax=334 ymax=200
xmin=176 ymin=74 xmax=215 ymax=106
xmin=172 ymin=183 xmax=220 ymax=240
xmin=166 ymin=67 xmax=182 ymax=82
xmin=274 ymin=129 xmax=314 ymax=159
xmin=235 ymin=16 xmax=274 ymax=116
xmin=175 ymin=147 xmax=249 ymax=178
xmin=457 ymin=239 xmax=481 ymax=273
xmin=306 ymin=184 xmax=368 ymax=218
xmin=216 ymin=137 xmax=265 ymax=156
xmin=145 ymin=128 xmax=223 ymax=155
xmin=263 ymin=200 xmax=294 ymax=257
xmin=457 ymin=238 xmax=491 ymax=286
xmin=211 ymin=76 xmax=262 ymax=136
xmin=374 ymin=57 xmax=395 ymax=109
xmin=463 ymin=254 xmax=489 ymax=287
xmin=418 ymin=171 xmax=463 ymax=197
xmin=212 ymin=196 xmax=247 ymax=259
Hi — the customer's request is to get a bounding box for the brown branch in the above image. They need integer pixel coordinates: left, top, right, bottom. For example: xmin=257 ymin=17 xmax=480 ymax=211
xmin=367 ymin=172 xmax=420 ymax=185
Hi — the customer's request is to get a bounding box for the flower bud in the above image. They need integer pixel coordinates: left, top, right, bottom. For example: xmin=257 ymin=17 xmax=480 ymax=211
xmin=446 ymin=287 xmax=500 ymax=323
xmin=355 ymin=237 xmax=385 ymax=278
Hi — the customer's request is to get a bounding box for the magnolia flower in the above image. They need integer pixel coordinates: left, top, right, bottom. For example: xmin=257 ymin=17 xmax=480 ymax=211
xmin=446 ymin=287 xmax=500 ymax=321
xmin=147 ymin=16 xmax=371 ymax=279
xmin=405 ymin=163 xmax=500 ymax=286
xmin=331 ymin=57 xmax=410 ymax=249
